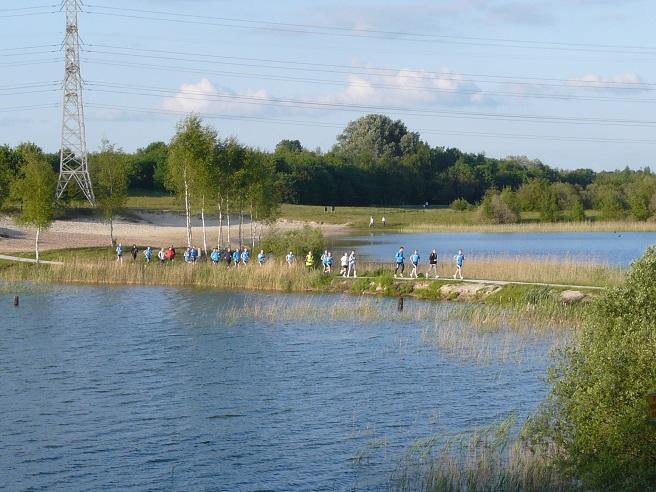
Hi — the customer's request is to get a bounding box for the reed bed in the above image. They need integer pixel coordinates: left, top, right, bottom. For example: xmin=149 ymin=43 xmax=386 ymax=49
xmin=0 ymin=259 xmax=323 ymax=292
xmin=398 ymin=220 xmax=656 ymax=233
xmin=391 ymin=418 xmax=569 ymax=491
xmin=356 ymin=256 xmax=622 ymax=287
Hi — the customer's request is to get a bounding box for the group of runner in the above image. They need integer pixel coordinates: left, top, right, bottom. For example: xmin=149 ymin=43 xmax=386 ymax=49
xmin=115 ymin=242 xmax=267 ymax=267
xmin=393 ymin=247 xmax=465 ymax=279
xmin=115 ymin=241 xmax=465 ymax=279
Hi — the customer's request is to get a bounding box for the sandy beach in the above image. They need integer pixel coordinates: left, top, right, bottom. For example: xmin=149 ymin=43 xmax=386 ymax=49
xmin=0 ymin=211 xmax=348 ymax=253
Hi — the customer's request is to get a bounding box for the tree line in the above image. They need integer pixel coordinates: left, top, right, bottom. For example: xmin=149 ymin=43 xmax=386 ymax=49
xmin=3 ymin=113 xmax=656 ymax=254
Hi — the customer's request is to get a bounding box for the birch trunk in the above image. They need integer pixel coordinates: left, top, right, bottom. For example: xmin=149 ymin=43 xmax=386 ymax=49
xmin=217 ymin=198 xmax=223 ymax=249
xmin=35 ymin=227 xmax=40 ymax=263
xmin=201 ymin=196 xmax=208 ymax=256
xmin=238 ymin=204 xmax=244 ymax=249
xmin=226 ymin=196 xmax=231 ymax=246
xmin=109 ymin=217 xmax=114 ymax=247
xmin=183 ymin=168 xmax=192 ymax=248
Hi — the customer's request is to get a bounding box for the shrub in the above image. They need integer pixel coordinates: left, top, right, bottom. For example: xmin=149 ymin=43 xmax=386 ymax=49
xmin=450 ymin=198 xmax=473 ymax=211
xmin=533 ymin=247 xmax=656 ymax=490
xmin=260 ymin=226 xmax=325 ymax=265
xmin=478 ymin=188 xmax=520 ymax=224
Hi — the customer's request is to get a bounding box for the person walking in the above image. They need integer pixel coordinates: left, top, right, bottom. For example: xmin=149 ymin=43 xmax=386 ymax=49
xmin=394 ymin=246 xmax=405 ymax=278
xmin=116 ymin=242 xmax=123 ymax=263
xmin=369 ymin=216 xmax=374 ymax=228
xmin=347 ymin=250 xmax=357 ymax=278
xmin=184 ymin=247 xmax=190 ymax=263
xmin=157 ymin=247 xmax=166 ymax=263
xmin=453 ymin=249 xmax=465 ymax=280
xmin=242 ymin=247 xmax=250 ymax=265
xmin=232 ymin=248 xmax=240 ymax=268
xmin=257 ymin=249 xmax=266 ymax=266
xmin=226 ymin=246 xmax=233 ymax=268
xmin=428 ymin=249 xmax=438 ymax=278
xmin=143 ymin=246 xmax=152 ymax=263
xmin=340 ymin=252 xmax=349 ymax=277
xmin=210 ymin=248 xmax=220 ymax=264
xmin=326 ymin=251 xmax=333 ymax=274
xmin=286 ymin=251 xmax=295 ymax=267
xmin=410 ymin=249 xmax=420 ymax=278
xmin=381 ymin=216 xmax=386 ymax=227
xmin=131 ymin=244 xmax=138 ymax=261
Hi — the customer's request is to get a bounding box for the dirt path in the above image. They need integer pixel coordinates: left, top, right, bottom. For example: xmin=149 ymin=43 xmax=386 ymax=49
xmin=0 ymin=254 xmax=63 ymax=265
xmin=0 ymin=212 xmax=349 ymax=253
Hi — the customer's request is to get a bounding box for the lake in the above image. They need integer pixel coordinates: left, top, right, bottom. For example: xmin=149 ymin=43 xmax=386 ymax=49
xmin=2 ymin=286 xmax=553 ymax=491
xmin=332 ymin=231 xmax=656 ymax=266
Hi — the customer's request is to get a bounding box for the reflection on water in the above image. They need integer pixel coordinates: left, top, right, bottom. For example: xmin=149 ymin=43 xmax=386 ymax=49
xmin=1 ymin=285 xmax=552 ymax=490
xmin=332 ymin=231 xmax=656 ymax=266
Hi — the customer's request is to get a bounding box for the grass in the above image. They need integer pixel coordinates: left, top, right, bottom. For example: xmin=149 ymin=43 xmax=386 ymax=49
xmin=390 ymin=417 xmax=570 ymax=491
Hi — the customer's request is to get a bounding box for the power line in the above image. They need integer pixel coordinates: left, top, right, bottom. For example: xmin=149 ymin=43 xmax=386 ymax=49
xmin=85 ymin=103 xmax=656 ymax=145
xmin=0 ymin=5 xmax=58 ymax=12
xmin=83 ymin=4 xmax=656 ymax=55
xmin=81 ymin=44 xmax=655 ymax=92
xmin=83 ymin=58 xmax=656 ymax=105
xmin=85 ymin=82 xmax=656 ymax=128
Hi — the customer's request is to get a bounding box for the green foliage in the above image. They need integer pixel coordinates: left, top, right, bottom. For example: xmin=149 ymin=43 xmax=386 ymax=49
xmin=90 ymin=140 xmax=132 ymax=222
xmin=478 ymin=188 xmax=520 ymax=224
xmin=450 ymin=198 xmax=473 ymax=211
xmin=334 ymin=114 xmax=418 ymax=160
xmin=260 ymin=226 xmax=325 ymax=261
xmin=11 ymin=150 xmax=56 ymax=230
xmin=535 ymin=247 xmax=656 ymax=490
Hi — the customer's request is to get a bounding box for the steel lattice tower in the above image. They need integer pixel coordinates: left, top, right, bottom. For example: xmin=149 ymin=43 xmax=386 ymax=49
xmin=56 ymin=0 xmax=95 ymax=205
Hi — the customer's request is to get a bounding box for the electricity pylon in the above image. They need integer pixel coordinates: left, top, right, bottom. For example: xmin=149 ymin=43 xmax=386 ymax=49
xmin=56 ymin=0 xmax=95 ymax=205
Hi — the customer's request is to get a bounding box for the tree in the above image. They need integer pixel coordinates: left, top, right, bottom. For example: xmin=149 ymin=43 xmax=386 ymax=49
xmin=275 ymin=139 xmax=303 ymax=153
xmin=10 ymin=150 xmax=56 ymax=262
xmin=535 ymin=247 xmax=656 ymax=490
xmin=166 ymin=115 xmax=217 ymax=248
xmin=90 ymin=140 xmax=131 ymax=246
xmin=478 ymin=188 xmax=520 ymax=224
xmin=333 ymin=114 xmax=416 ymax=160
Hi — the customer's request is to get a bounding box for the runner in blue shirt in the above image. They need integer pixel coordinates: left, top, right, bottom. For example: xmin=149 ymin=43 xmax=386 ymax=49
xmin=143 ymin=246 xmax=152 ymax=263
xmin=394 ymin=246 xmax=405 ymax=278
xmin=232 ymin=249 xmax=241 ymax=268
xmin=257 ymin=250 xmax=266 ymax=266
xmin=116 ymin=242 xmax=123 ymax=263
xmin=286 ymin=251 xmax=295 ymax=266
xmin=453 ymin=249 xmax=465 ymax=279
xmin=242 ymin=248 xmax=250 ymax=265
xmin=410 ymin=250 xmax=420 ymax=278
xmin=210 ymin=248 xmax=220 ymax=264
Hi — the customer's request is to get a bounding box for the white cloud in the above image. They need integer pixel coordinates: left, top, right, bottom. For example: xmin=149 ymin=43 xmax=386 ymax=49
xmin=567 ymin=72 xmax=648 ymax=91
xmin=161 ymin=78 xmax=271 ymax=115
xmin=314 ymin=68 xmax=489 ymax=107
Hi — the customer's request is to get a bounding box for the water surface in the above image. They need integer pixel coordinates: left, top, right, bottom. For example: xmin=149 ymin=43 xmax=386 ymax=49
xmin=333 ymin=231 xmax=656 ymax=266
xmin=2 ymin=286 xmax=552 ymax=490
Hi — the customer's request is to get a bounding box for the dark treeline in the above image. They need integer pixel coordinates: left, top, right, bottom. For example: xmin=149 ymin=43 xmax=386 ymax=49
xmin=2 ymin=114 xmax=656 ymax=221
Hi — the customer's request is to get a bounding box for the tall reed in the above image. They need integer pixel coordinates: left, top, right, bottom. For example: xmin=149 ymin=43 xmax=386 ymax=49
xmin=398 ymin=220 xmax=656 ymax=233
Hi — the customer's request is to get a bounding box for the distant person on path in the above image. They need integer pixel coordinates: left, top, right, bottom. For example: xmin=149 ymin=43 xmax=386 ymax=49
xmin=394 ymin=246 xmax=405 ymax=278
xmin=157 ymin=248 xmax=166 ymax=263
xmin=116 ymin=243 xmax=123 ymax=263
xmin=286 ymin=251 xmax=295 ymax=267
xmin=326 ymin=251 xmax=333 ymax=274
xmin=257 ymin=250 xmax=266 ymax=266
xmin=232 ymin=248 xmax=241 ymax=268
xmin=369 ymin=216 xmax=374 ymax=228
xmin=410 ymin=250 xmax=420 ymax=278
xmin=210 ymin=248 xmax=220 ymax=264
xmin=321 ymin=250 xmax=329 ymax=273
xmin=242 ymin=247 xmax=250 ymax=265
xmin=381 ymin=216 xmax=386 ymax=227
xmin=453 ymin=250 xmax=465 ymax=280
xmin=184 ymin=248 xmax=190 ymax=263
xmin=226 ymin=247 xmax=233 ymax=268
xmin=340 ymin=252 xmax=349 ymax=277
xmin=428 ymin=249 xmax=438 ymax=278
xmin=347 ymin=251 xmax=357 ymax=278
xmin=131 ymin=244 xmax=138 ymax=261
xmin=166 ymin=245 xmax=176 ymax=262
xmin=143 ymin=246 xmax=152 ymax=263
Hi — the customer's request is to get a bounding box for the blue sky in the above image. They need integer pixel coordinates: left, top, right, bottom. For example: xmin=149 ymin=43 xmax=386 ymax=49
xmin=2 ymin=0 xmax=655 ymax=170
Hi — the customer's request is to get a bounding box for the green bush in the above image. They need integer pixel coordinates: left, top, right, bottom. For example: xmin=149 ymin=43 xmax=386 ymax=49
xmin=534 ymin=247 xmax=656 ymax=490
xmin=260 ymin=226 xmax=325 ymax=265
xmin=450 ymin=197 xmax=473 ymax=211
